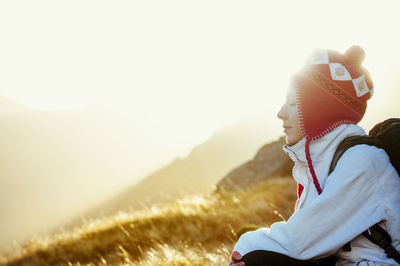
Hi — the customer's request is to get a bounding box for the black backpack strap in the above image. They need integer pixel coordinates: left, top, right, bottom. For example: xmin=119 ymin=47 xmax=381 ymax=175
xmin=362 ymin=224 xmax=400 ymax=264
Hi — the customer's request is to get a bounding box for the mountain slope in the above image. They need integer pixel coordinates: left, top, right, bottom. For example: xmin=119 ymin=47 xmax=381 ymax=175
xmin=217 ymin=136 xmax=292 ymax=191
xmin=84 ymin=115 xmax=275 ymax=217
xmin=0 ymin=96 xmax=38 ymax=116
xmin=0 ymin=108 xmax=276 ymax=252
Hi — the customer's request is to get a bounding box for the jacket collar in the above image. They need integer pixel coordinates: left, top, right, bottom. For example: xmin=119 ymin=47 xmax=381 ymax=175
xmin=283 ymin=124 xmax=367 ymax=166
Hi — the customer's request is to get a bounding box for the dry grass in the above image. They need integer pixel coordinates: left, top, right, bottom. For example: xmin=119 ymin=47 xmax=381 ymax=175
xmin=0 ymin=177 xmax=297 ymax=266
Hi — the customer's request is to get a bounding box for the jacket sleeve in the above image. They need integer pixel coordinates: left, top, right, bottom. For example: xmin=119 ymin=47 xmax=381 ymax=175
xmin=233 ymin=145 xmax=385 ymax=260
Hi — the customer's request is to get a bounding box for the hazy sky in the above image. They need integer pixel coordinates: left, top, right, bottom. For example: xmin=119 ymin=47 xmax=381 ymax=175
xmin=1 ymin=0 xmax=400 ymax=156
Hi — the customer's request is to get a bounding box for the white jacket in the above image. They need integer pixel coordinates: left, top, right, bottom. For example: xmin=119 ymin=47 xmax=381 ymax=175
xmin=233 ymin=124 xmax=400 ymax=265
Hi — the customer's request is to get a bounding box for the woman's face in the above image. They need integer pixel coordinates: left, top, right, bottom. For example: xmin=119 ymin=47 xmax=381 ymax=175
xmin=277 ymin=82 xmax=303 ymax=145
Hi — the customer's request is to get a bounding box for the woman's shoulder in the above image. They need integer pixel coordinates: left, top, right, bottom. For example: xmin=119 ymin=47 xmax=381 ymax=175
xmin=342 ymin=144 xmax=390 ymax=171
xmin=331 ymin=144 xmax=400 ymax=206
xmin=341 ymin=144 xmax=399 ymax=186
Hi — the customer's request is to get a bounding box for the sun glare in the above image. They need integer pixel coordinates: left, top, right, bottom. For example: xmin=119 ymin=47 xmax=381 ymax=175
xmin=0 ymin=0 xmax=399 ymax=256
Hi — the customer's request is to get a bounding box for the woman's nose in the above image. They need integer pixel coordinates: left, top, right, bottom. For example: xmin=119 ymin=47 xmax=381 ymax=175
xmin=277 ymin=104 xmax=288 ymax=120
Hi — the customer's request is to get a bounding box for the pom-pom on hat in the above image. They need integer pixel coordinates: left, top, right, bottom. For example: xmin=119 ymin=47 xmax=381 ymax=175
xmin=293 ymin=46 xmax=374 ymax=197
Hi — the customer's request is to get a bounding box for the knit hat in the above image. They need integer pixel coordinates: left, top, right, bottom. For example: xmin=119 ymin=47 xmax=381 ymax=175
xmin=293 ymin=46 xmax=374 ymax=198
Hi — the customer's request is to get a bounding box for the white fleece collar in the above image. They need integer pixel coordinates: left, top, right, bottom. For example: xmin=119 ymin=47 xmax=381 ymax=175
xmin=283 ymin=124 xmax=366 ymax=186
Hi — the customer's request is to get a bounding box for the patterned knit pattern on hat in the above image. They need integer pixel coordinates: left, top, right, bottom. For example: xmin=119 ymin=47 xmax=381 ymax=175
xmin=293 ymin=46 xmax=374 ymax=199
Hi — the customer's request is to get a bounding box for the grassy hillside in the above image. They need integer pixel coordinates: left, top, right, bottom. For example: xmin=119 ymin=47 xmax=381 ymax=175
xmin=0 ymin=177 xmax=297 ymax=266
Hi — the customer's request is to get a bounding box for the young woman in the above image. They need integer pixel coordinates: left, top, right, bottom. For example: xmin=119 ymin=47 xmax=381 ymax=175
xmin=229 ymin=46 xmax=400 ymax=265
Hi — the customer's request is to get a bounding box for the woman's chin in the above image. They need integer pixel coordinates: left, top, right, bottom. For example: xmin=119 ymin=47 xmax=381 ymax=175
xmin=286 ymin=136 xmax=302 ymax=146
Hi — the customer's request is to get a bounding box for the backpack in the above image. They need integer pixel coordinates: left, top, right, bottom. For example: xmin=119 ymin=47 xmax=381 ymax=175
xmin=328 ymin=118 xmax=400 ymax=264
